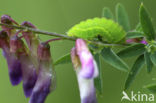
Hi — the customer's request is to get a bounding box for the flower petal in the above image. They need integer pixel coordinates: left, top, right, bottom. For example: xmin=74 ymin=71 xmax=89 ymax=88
xmin=5 ymin=55 xmax=22 ymax=85
xmin=21 ymin=22 xmax=39 ymax=68
xmin=78 ymin=76 xmax=97 ymax=103
xmin=140 ymin=40 xmax=147 ymax=45
xmin=20 ymin=56 xmax=37 ymax=97
xmin=29 ymin=69 xmax=51 ymax=103
xmin=76 ymin=39 xmax=95 ymax=79
xmin=23 ymin=69 xmax=37 ymax=97
xmin=71 ymin=43 xmax=98 ymax=103
xmin=30 ymin=42 xmax=56 ymax=103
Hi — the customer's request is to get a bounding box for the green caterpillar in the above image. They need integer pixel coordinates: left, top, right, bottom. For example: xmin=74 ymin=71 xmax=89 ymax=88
xmin=67 ymin=18 xmax=126 ymax=43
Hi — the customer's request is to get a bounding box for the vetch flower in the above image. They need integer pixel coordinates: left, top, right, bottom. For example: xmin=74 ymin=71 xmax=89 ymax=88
xmin=0 ymin=30 xmax=9 ymax=49
xmin=21 ymin=21 xmax=40 ymax=67
xmin=1 ymin=15 xmax=18 ymax=36
xmin=21 ymin=21 xmax=39 ymax=54
xmin=71 ymin=39 xmax=98 ymax=103
xmin=6 ymin=58 xmax=22 ymax=85
xmin=0 ymin=30 xmax=22 ymax=85
xmin=30 ymin=42 xmax=56 ymax=103
xmin=10 ymin=35 xmax=37 ymax=97
xmin=126 ymin=38 xmax=147 ymax=45
xmin=140 ymin=40 xmax=148 ymax=45
xmin=75 ymin=39 xmax=98 ymax=78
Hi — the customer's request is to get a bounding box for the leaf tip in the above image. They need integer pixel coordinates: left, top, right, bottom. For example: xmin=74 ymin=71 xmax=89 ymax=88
xmin=116 ymin=3 xmax=122 ymax=8
xmin=140 ymin=3 xmax=145 ymax=12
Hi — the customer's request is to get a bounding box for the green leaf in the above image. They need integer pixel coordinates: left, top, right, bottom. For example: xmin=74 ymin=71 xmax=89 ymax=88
xmin=116 ymin=3 xmax=130 ymax=31
xmin=144 ymin=83 xmax=156 ymax=93
xmin=144 ymin=52 xmax=153 ymax=73
xmin=94 ymin=53 xmax=103 ymax=95
xmin=124 ymin=55 xmax=145 ymax=90
xmin=150 ymin=52 xmax=156 ymax=65
xmin=139 ymin=3 xmax=155 ymax=40
xmin=135 ymin=23 xmax=143 ymax=32
xmin=54 ymin=53 xmax=71 ymax=66
xmin=117 ymin=44 xmax=145 ymax=58
xmin=102 ymin=7 xmax=114 ymax=20
xmin=126 ymin=31 xmax=144 ymax=39
xmin=101 ymin=48 xmax=129 ymax=72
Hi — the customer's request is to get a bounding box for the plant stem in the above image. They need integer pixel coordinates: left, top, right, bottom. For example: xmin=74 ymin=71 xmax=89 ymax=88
xmin=44 ymin=38 xmax=62 ymax=44
xmin=0 ymin=23 xmax=129 ymax=47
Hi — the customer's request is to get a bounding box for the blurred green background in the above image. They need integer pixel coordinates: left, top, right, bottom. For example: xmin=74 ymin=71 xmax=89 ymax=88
xmin=0 ymin=0 xmax=156 ymax=103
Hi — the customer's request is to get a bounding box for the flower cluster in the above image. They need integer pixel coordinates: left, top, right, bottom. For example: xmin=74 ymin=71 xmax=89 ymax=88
xmin=0 ymin=15 xmax=99 ymax=103
xmin=0 ymin=15 xmax=56 ymax=103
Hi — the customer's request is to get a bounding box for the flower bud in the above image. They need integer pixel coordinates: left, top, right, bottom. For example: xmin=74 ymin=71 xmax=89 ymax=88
xmin=30 ymin=42 xmax=56 ymax=103
xmin=22 ymin=67 xmax=37 ymax=97
xmin=4 ymin=51 xmax=22 ymax=85
xmin=140 ymin=40 xmax=148 ymax=45
xmin=21 ymin=21 xmax=36 ymax=28
xmin=1 ymin=15 xmax=13 ymax=24
xmin=29 ymin=69 xmax=51 ymax=103
xmin=10 ymin=36 xmax=25 ymax=54
xmin=21 ymin=21 xmax=39 ymax=67
xmin=37 ymin=43 xmax=51 ymax=61
xmin=1 ymin=15 xmax=18 ymax=36
xmin=76 ymin=39 xmax=98 ymax=78
xmin=71 ymin=39 xmax=98 ymax=103
xmin=0 ymin=30 xmax=22 ymax=85
xmin=21 ymin=21 xmax=37 ymax=48
xmin=0 ymin=30 xmax=9 ymax=48
xmin=21 ymin=58 xmax=37 ymax=98
xmin=7 ymin=59 xmax=22 ymax=85
xmin=126 ymin=38 xmax=147 ymax=45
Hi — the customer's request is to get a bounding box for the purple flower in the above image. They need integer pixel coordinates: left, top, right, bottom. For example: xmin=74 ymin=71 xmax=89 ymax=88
xmin=21 ymin=21 xmax=40 ymax=67
xmin=71 ymin=39 xmax=98 ymax=103
xmin=21 ymin=21 xmax=38 ymax=51
xmin=22 ymin=66 xmax=37 ymax=98
xmin=1 ymin=15 xmax=18 ymax=36
xmin=0 ymin=31 xmax=22 ymax=85
xmin=75 ymin=39 xmax=98 ymax=79
xmin=126 ymin=38 xmax=147 ymax=45
xmin=126 ymin=39 xmax=135 ymax=43
xmin=140 ymin=40 xmax=148 ymax=45
xmin=29 ymin=43 xmax=56 ymax=103
xmin=10 ymin=36 xmax=38 ymax=97
xmin=0 ymin=30 xmax=9 ymax=49
xmin=7 ymin=58 xmax=22 ymax=85
xmin=29 ymin=69 xmax=51 ymax=103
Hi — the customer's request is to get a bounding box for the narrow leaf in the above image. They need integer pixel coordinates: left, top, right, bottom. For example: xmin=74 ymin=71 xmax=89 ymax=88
xmin=117 ymin=44 xmax=145 ymax=58
xmin=144 ymin=83 xmax=156 ymax=93
xmin=124 ymin=55 xmax=145 ymax=90
xmin=101 ymin=48 xmax=129 ymax=72
xmin=144 ymin=52 xmax=153 ymax=73
xmin=94 ymin=53 xmax=103 ymax=95
xmin=116 ymin=3 xmax=130 ymax=31
xmin=126 ymin=31 xmax=144 ymax=39
xmin=139 ymin=3 xmax=155 ymax=40
xmin=54 ymin=53 xmax=71 ymax=66
xmin=135 ymin=23 xmax=143 ymax=32
xmin=102 ymin=7 xmax=114 ymax=20
xmin=150 ymin=52 xmax=156 ymax=65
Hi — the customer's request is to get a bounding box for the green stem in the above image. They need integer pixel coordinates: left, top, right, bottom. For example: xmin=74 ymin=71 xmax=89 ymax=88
xmin=0 ymin=23 xmax=129 ymax=47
